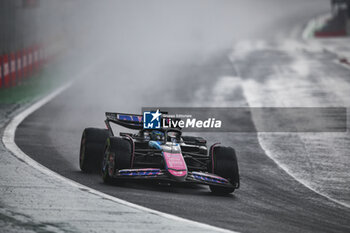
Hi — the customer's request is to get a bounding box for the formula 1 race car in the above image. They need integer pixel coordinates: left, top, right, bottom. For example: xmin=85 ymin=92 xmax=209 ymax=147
xmin=79 ymin=112 xmax=240 ymax=194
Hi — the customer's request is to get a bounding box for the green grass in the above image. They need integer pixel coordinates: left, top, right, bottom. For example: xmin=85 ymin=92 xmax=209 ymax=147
xmin=0 ymin=65 xmax=65 ymax=104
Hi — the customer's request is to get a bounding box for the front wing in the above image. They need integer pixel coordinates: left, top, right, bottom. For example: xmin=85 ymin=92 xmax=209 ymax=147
xmin=112 ymin=168 xmax=237 ymax=188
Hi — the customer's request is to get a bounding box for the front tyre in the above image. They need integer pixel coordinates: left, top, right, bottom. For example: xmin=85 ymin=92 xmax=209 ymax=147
xmin=102 ymin=137 xmax=132 ymax=184
xmin=209 ymin=146 xmax=240 ymax=195
xmin=79 ymin=128 xmax=109 ymax=173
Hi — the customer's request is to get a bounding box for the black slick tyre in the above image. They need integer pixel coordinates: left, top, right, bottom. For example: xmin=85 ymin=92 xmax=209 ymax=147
xmin=79 ymin=128 xmax=109 ymax=173
xmin=102 ymin=137 xmax=132 ymax=184
xmin=209 ymin=146 xmax=240 ymax=194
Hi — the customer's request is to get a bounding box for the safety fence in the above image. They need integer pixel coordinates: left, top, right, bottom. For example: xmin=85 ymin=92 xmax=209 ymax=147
xmin=0 ymin=42 xmax=63 ymax=89
xmin=0 ymin=0 xmax=84 ymax=90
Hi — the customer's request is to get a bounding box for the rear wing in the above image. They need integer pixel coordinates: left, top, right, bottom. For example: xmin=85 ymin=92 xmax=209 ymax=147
xmin=105 ymin=112 xmax=143 ymax=130
xmin=105 ymin=112 xmax=183 ymax=135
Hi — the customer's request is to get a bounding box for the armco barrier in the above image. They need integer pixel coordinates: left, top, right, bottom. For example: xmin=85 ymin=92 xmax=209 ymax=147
xmin=38 ymin=45 xmax=44 ymax=66
xmin=0 ymin=40 xmax=67 ymax=89
xmin=2 ymin=54 xmax=10 ymax=88
xmin=27 ymin=47 xmax=33 ymax=76
xmin=315 ymin=30 xmax=347 ymax=37
xmin=16 ymin=50 xmax=22 ymax=84
xmin=22 ymin=49 xmax=28 ymax=79
xmin=0 ymin=59 xmax=2 ymax=88
xmin=33 ymin=45 xmax=39 ymax=72
xmin=10 ymin=53 xmax=16 ymax=87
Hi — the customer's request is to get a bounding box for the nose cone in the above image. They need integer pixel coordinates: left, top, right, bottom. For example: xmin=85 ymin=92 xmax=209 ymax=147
xmin=168 ymin=169 xmax=187 ymax=181
xmin=162 ymin=152 xmax=188 ymax=181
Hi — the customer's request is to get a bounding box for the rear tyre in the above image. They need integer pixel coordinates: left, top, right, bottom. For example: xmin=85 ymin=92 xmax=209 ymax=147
xmin=209 ymin=146 xmax=240 ymax=195
xmin=79 ymin=128 xmax=109 ymax=173
xmin=102 ymin=137 xmax=132 ymax=184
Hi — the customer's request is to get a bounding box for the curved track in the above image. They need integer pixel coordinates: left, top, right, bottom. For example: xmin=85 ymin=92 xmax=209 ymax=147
xmin=15 ymin=1 xmax=350 ymax=232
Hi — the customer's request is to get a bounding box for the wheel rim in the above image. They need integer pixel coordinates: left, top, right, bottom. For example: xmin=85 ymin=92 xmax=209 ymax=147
xmin=102 ymin=146 xmax=115 ymax=178
xmin=108 ymin=152 xmax=115 ymax=176
xmin=102 ymin=147 xmax=109 ymax=177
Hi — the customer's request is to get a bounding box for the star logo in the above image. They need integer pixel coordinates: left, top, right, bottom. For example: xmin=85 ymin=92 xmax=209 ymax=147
xmin=151 ymin=109 xmax=161 ymax=122
xmin=143 ymin=109 xmax=161 ymax=129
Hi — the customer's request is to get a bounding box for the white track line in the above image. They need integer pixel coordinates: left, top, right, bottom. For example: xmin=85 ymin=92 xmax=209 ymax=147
xmin=255 ymin=136 xmax=350 ymax=209
xmin=233 ymin=70 xmax=350 ymax=209
xmin=2 ymin=69 xmax=237 ymax=233
xmin=228 ymin=34 xmax=350 ymax=209
xmin=240 ymin=14 xmax=350 ymax=210
xmin=302 ymin=13 xmax=331 ymax=40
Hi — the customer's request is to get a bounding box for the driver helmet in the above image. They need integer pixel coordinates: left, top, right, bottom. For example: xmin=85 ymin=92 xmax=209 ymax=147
xmin=150 ymin=130 xmax=164 ymax=141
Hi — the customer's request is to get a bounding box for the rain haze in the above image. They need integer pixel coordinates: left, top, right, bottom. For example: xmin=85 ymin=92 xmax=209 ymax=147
xmin=49 ymin=0 xmax=330 ymax=112
xmin=2 ymin=0 xmax=350 ymax=232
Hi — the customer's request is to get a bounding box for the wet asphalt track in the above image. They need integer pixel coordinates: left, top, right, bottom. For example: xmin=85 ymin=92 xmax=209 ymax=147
xmin=14 ymin=1 xmax=350 ymax=233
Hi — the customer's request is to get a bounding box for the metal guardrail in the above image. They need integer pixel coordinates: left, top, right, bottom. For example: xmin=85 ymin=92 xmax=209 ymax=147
xmin=0 ymin=0 xmax=81 ymax=89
